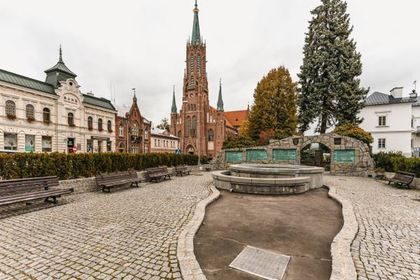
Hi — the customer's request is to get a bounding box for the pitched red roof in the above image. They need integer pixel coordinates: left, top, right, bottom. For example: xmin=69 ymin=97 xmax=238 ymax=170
xmin=224 ymin=110 xmax=249 ymax=128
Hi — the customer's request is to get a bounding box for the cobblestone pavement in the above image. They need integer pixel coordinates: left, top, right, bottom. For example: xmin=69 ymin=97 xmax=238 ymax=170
xmin=0 ymin=173 xmax=212 ymax=280
xmin=324 ymin=176 xmax=420 ymax=280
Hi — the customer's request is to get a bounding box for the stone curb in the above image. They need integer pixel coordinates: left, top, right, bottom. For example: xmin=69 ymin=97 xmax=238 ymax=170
xmin=326 ymin=185 xmax=358 ymax=280
xmin=177 ymin=184 xmax=220 ymax=280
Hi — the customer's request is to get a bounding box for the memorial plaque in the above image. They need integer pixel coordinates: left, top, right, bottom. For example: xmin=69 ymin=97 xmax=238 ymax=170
xmin=230 ymin=246 xmax=290 ymax=280
xmin=226 ymin=151 xmax=243 ymax=163
xmin=333 ymin=149 xmax=355 ymax=163
xmin=246 ymin=149 xmax=268 ymax=161
xmin=272 ymin=149 xmax=296 ymax=161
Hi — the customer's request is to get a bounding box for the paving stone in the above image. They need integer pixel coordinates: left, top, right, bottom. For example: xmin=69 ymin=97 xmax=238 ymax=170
xmin=325 ymin=176 xmax=420 ymax=280
xmin=0 ymin=174 xmax=212 ymax=279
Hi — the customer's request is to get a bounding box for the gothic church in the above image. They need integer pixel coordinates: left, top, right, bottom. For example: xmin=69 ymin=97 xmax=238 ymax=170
xmin=170 ymin=1 xmax=247 ymax=158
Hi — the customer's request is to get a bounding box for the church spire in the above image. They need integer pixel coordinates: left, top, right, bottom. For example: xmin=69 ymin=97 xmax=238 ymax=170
xmin=217 ymin=79 xmax=224 ymax=112
xmin=59 ymin=45 xmax=63 ymax=63
xmin=191 ymin=0 xmax=201 ymax=44
xmin=171 ymin=85 xmax=177 ymax=114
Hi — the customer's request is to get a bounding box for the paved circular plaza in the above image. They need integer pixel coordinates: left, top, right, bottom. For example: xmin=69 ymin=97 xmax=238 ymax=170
xmin=0 ymin=173 xmax=419 ymax=280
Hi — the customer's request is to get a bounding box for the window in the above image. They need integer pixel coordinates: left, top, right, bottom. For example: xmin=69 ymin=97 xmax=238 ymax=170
xmin=191 ymin=116 xmax=197 ymax=137
xmin=107 ymin=141 xmax=112 ymax=152
xmin=43 ymin=108 xmax=50 ymax=123
xmin=107 ymin=120 xmax=112 ymax=132
xmin=5 ymin=100 xmax=16 ymax=118
xmin=42 ymin=136 xmax=52 ymax=152
xmin=378 ymin=116 xmax=387 ymax=126
xmin=178 ymin=130 xmax=182 ymax=138
xmin=68 ymin=112 xmax=74 ymax=126
xmin=208 ymin=129 xmax=214 ymax=141
xmin=186 ymin=117 xmax=191 ymax=137
xmin=25 ymin=135 xmax=35 ymax=152
xmin=26 ymin=104 xmax=35 ymax=121
xmin=4 ymin=133 xmax=17 ymax=150
xmin=144 ymin=128 xmax=149 ymax=139
xmin=378 ymin=138 xmax=386 ymax=149
xmin=87 ymin=139 xmax=93 ymax=153
xmin=88 ymin=116 xmax=93 ymax=130
xmin=98 ymin=118 xmax=103 ymax=131
xmin=119 ymin=125 xmax=124 ymax=137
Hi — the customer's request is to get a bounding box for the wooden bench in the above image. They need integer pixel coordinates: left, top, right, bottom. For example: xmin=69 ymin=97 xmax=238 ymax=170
xmin=146 ymin=166 xmax=171 ymax=182
xmin=384 ymin=171 xmax=415 ymax=188
xmin=175 ymin=166 xmax=190 ymax=176
xmin=0 ymin=176 xmax=74 ymax=206
xmin=96 ymin=170 xmax=142 ymax=193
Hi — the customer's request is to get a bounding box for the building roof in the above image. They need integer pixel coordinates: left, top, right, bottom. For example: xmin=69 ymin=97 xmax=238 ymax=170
xmin=224 ymin=110 xmax=249 ymax=128
xmin=82 ymin=94 xmax=116 ymax=111
xmin=191 ymin=0 xmax=201 ymax=44
xmin=151 ymin=128 xmax=179 ymax=140
xmin=0 ymin=69 xmax=55 ymax=94
xmin=44 ymin=47 xmax=77 ymax=77
xmin=365 ymin=91 xmax=417 ymax=106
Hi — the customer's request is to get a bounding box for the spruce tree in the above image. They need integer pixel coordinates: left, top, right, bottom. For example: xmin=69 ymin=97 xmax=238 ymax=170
xmin=298 ymin=0 xmax=368 ymax=133
xmin=248 ymin=66 xmax=298 ymax=141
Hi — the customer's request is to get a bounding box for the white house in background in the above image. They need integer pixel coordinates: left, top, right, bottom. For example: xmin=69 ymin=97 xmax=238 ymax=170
xmin=0 ymin=48 xmax=117 ymax=153
xmin=150 ymin=128 xmax=180 ymax=154
xmin=359 ymin=87 xmax=419 ymax=157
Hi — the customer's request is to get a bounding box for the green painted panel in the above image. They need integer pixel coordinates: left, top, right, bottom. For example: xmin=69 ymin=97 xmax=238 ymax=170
xmin=226 ymin=151 xmax=243 ymax=163
xmin=333 ymin=149 xmax=355 ymax=163
xmin=273 ymin=149 xmax=297 ymax=161
xmin=246 ymin=149 xmax=268 ymax=161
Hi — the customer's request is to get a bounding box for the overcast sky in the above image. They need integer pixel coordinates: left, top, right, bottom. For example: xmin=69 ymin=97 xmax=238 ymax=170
xmin=1 ymin=0 xmax=419 ymax=125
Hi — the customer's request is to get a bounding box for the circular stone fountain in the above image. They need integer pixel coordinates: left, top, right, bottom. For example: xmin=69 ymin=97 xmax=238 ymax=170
xmin=212 ymin=164 xmax=324 ymax=195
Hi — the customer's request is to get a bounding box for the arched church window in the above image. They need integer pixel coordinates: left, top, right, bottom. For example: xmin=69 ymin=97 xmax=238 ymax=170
xmin=186 ymin=117 xmax=191 ymax=137
xmin=208 ymin=129 xmax=214 ymax=141
xmin=191 ymin=116 xmax=197 ymax=138
xmin=197 ymin=54 xmax=201 ymax=75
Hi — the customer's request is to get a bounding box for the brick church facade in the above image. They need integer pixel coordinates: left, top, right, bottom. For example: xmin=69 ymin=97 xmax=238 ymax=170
xmin=170 ymin=1 xmax=247 ymax=158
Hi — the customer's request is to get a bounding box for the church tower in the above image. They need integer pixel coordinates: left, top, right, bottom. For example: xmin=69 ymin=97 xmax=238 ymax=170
xmin=181 ymin=0 xmax=209 ymax=156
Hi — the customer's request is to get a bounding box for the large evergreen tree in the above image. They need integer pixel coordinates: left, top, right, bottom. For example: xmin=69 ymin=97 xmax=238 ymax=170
xmin=298 ymin=0 xmax=368 ymax=133
xmin=248 ymin=66 xmax=298 ymax=141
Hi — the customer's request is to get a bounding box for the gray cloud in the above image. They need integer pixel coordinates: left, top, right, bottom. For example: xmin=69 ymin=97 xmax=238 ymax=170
xmin=1 ymin=0 xmax=419 ymax=125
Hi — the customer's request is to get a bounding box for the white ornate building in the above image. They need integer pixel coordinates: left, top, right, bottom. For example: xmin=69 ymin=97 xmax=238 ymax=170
xmin=0 ymin=48 xmax=117 ymax=153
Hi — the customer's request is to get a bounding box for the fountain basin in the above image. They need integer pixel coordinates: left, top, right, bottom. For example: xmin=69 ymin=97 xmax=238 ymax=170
xmin=212 ymin=164 xmax=324 ymax=195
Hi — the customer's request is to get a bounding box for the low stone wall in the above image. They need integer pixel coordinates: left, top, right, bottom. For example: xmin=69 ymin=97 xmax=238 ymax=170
xmin=58 ymin=167 xmax=177 ymax=193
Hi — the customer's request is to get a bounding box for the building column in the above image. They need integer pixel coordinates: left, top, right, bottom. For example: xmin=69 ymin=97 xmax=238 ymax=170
xmin=0 ymin=130 xmax=4 ymax=151
xmin=35 ymin=134 xmax=42 ymax=153
xmin=17 ymin=131 xmax=25 ymax=153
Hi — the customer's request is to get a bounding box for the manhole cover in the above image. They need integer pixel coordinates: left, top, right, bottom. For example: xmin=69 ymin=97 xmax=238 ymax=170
xmin=229 ymin=246 xmax=290 ymax=280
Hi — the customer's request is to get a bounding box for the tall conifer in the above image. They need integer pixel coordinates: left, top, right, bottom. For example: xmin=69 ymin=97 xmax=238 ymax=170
xmin=298 ymin=0 xmax=368 ymax=133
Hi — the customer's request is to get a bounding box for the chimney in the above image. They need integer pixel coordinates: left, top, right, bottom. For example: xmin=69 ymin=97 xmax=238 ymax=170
xmin=390 ymin=87 xmax=403 ymax=99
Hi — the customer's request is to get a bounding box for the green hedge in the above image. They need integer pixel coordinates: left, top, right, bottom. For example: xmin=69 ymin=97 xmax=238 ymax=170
xmin=373 ymin=152 xmax=420 ymax=177
xmin=0 ymin=153 xmax=208 ymax=180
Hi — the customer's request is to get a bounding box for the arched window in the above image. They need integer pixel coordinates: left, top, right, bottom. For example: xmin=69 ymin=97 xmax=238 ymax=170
xmin=197 ymin=54 xmax=201 ymax=75
xmin=119 ymin=125 xmax=124 ymax=137
xmin=178 ymin=130 xmax=182 ymax=138
xmin=191 ymin=116 xmax=197 ymax=137
xmin=107 ymin=120 xmax=112 ymax=132
xmin=68 ymin=112 xmax=74 ymax=126
xmin=43 ymin=108 xmax=50 ymax=123
xmin=88 ymin=116 xmax=93 ymax=130
xmin=98 ymin=118 xmax=103 ymax=131
xmin=186 ymin=117 xmax=191 ymax=137
xmin=208 ymin=129 xmax=214 ymax=141
xmin=26 ymin=104 xmax=35 ymax=120
xmin=5 ymin=100 xmax=16 ymax=118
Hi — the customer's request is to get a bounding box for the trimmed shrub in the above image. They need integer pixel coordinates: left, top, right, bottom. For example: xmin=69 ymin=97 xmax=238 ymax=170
xmin=373 ymin=152 xmax=420 ymax=177
xmin=333 ymin=124 xmax=373 ymax=145
xmin=0 ymin=152 xmax=205 ymax=180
